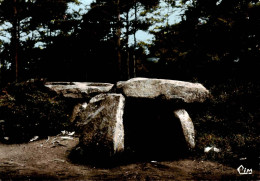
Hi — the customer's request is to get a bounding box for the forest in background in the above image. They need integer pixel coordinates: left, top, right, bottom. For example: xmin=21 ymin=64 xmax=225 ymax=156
xmin=0 ymin=0 xmax=259 ymax=84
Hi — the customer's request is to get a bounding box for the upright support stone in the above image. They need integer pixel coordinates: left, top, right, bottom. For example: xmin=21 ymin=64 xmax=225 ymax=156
xmin=174 ymin=109 xmax=195 ymax=149
xmin=75 ymin=93 xmax=125 ymax=158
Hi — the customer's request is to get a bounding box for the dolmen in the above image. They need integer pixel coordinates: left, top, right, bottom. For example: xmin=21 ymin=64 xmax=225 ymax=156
xmin=46 ymin=78 xmax=210 ymax=160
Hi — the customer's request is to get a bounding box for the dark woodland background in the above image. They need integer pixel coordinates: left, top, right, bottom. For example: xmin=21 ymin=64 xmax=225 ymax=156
xmin=0 ymin=0 xmax=260 ymax=83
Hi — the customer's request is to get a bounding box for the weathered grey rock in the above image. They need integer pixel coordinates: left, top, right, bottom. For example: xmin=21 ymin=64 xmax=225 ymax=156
xmin=70 ymin=102 xmax=88 ymax=123
xmin=117 ymin=77 xmax=210 ymax=103
xmin=76 ymin=93 xmax=125 ymax=157
xmin=174 ymin=109 xmax=195 ymax=149
xmin=45 ymin=82 xmax=114 ymax=99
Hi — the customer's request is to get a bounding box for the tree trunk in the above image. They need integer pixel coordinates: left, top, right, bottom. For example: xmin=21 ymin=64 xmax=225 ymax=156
xmin=12 ymin=0 xmax=19 ymax=82
xmin=133 ymin=0 xmax=137 ymax=78
xmin=126 ymin=10 xmax=130 ymax=79
xmin=116 ymin=0 xmax=122 ymax=80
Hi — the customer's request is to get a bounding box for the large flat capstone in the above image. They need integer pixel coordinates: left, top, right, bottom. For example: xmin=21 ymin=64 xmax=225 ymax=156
xmin=45 ymin=82 xmax=114 ymax=99
xmin=117 ymin=77 xmax=210 ymax=103
xmin=75 ymin=93 xmax=125 ymax=157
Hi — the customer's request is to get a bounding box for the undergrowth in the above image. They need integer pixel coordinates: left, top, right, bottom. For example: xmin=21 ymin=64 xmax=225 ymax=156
xmin=0 ymin=79 xmax=72 ymax=143
xmin=188 ymin=79 xmax=260 ymax=169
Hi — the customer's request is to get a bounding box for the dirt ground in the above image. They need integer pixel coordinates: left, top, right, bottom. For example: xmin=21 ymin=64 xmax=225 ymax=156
xmin=0 ymin=135 xmax=259 ymax=180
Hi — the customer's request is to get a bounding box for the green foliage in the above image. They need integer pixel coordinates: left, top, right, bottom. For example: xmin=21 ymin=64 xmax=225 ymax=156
xmin=0 ymin=79 xmax=71 ymax=143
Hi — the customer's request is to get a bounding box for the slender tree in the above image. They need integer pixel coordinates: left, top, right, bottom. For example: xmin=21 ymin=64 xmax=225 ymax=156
xmin=13 ymin=0 xmax=18 ymax=81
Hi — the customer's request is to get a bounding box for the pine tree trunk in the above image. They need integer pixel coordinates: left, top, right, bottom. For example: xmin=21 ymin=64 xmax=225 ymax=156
xmin=12 ymin=0 xmax=18 ymax=82
xmin=126 ymin=10 xmax=130 ymax=79
xmin=133 ymin=0 xmax=137 ymax=78
xmin=116 ymin=0 xmax=122 ymax=80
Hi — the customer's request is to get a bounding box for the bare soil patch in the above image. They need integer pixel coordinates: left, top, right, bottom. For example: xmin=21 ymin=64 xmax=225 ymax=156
xmin=1 ymin=136 xmax=259 ymax=180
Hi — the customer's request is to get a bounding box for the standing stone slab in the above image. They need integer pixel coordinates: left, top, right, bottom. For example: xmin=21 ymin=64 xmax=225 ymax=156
xmin=174 ymin=109 xmax=195 ymax=149
xmin=75 ymin=93 xmax=125 ymax=158
xmin=117 ymin=77 xmax=210 ymax=103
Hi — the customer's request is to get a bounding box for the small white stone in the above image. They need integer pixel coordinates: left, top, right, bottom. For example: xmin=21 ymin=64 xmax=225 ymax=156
xmin=82 ymin=102 xmax=88 ymax=109
xmin=204 ymin=147 xmax=212 ymax=153
xmin=4 ymin=137 xmax=9 ymax=141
